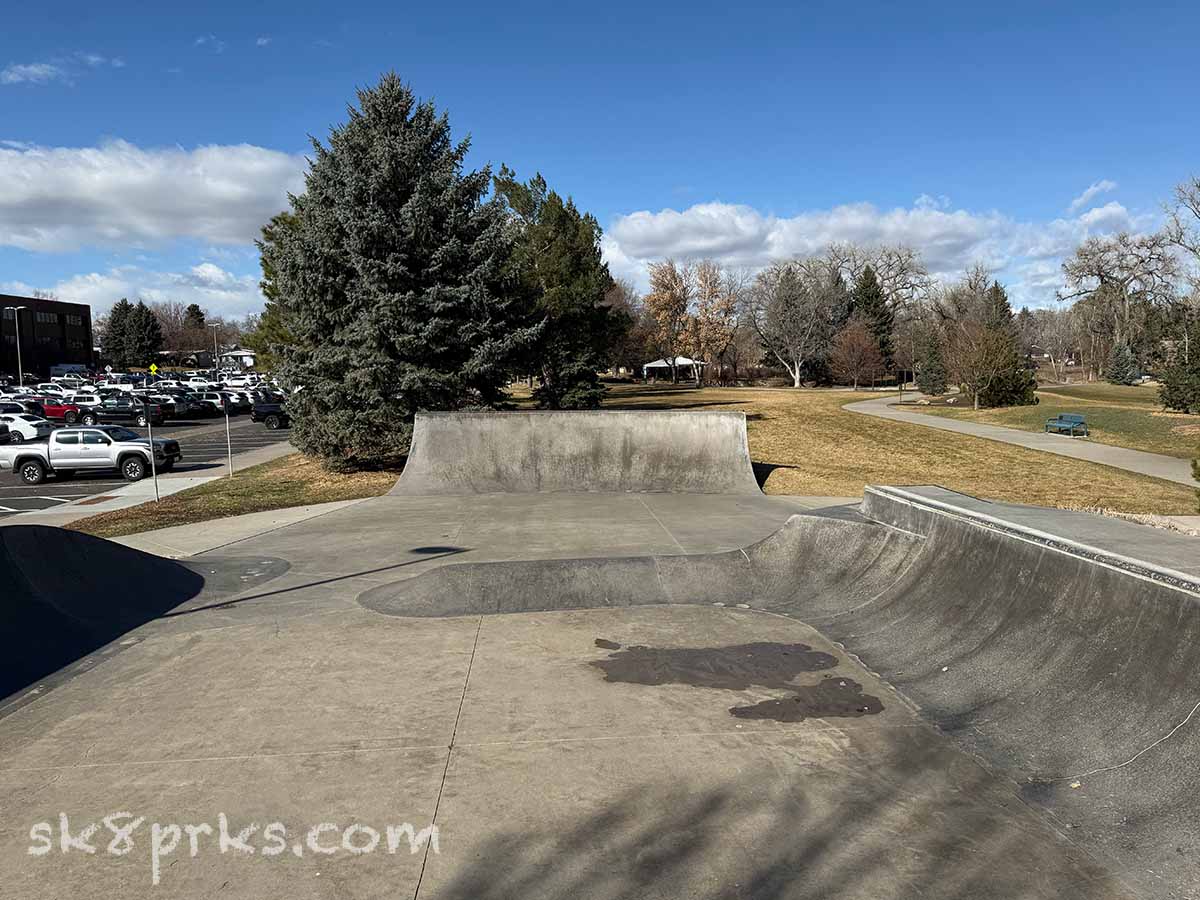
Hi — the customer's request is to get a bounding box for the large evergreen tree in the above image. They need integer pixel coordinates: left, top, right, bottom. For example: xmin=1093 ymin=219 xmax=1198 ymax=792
xmin=916 ymin=332 xmax=948 ymax=395
xmin=184 ymin=304 xmax=206 ymax=329
xmin=1106 ymin=343 xmax=1139 ymax=385
xmin=263 ymin=74 xmax=538 ymax=470
xmin=493 ymin=168 xmax=624 ymax=408
xmin=124 ymin=301 xmax=164 ymax=368
xmin=852 ymin=265 xmax=894 ymax=371
xmin=246 ymin=211 xmax=301 ymax=372
xmin=103 ymin=298 xmax=134 ymax=368
xmin=975 ymin=281 xmax=1037 ymax=407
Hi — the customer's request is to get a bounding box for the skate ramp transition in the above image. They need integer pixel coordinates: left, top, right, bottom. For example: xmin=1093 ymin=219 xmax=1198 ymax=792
xmin=361 ymin=485 xmax=1200 ymax=898
xmin=392 ymin=410 xmax=762 ymax=494
xmin=0 ymin=525 xmax=289 ymax=708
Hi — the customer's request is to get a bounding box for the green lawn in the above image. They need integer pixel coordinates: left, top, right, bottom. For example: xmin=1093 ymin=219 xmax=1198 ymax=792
xmin=1035 ymin=383 xmax=1163 ymax=407
xmin=914 ymin=387 xmax=1200 ymax=460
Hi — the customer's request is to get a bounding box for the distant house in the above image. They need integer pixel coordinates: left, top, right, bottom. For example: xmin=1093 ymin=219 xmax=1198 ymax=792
xmin=219 ymin=348 xmax=257 ymax=369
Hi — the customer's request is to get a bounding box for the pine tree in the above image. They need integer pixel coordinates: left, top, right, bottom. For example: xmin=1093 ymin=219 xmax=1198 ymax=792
xmin=976 ymin=281 xmax=1037 ymax=407
xmin=493 ymin=168 xmax=623 ymax=409
xmin=263 ymin=73 xmax=539 ymax=470
xmin=916 ymin=332 xmax=948 ymax=395
xmin=103 ymin=299 xmax=134 ymax=368
xmin=124 ymin=301 xmax=164 ymax=368
xmin=246 ymin=212 xmax=301 ymax=372
xmin=852 ymin=265 xmax=894 ymax=371
xmin=184 ymin=304 xmax=206 ymax=329
xmin=1105 ymin=343 xmax=1139 ymax=385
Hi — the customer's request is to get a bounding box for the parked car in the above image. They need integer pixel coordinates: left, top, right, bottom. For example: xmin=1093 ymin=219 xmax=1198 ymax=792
xmin=197 ymin=391 xmax=234 ymax=415
xmin=77 ymin=396 xmax=165 ymax=427
xmin=0 ymin=413 xmax=53 ymax=442
xmin=36 ymin=398 xmax=84 ymax=424
xmin=64 ymin=393 xmax=102 ymax=409
xmin=0 ymin=426 xmax=182 ymax=484
xmin=250 ymin=400 xmax=290 ymax=430
xmin=33 ymin=382 xmax=67 ymax=397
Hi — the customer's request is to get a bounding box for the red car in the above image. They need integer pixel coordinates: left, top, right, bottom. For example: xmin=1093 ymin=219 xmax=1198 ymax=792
xmin=36 ymin=397 xmax=83 ymax=424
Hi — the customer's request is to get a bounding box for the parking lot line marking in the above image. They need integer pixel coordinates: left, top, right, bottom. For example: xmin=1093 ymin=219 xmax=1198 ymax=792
xmin=37 ymin=496 xmax=73 ymax=502
xmin=0 ymin=505 xmax=18 ymax=512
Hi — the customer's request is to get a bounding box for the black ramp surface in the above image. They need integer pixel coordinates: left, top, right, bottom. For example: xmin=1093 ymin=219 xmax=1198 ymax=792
xmin=0 ymin=525 xmax=289 ymax=705
xmin=359 ymin=493 xmax=1200 ymax=899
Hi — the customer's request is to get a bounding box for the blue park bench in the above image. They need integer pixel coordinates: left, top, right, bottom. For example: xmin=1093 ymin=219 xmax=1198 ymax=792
xmin=1045 ymin=413 xmax=1089 ymax=437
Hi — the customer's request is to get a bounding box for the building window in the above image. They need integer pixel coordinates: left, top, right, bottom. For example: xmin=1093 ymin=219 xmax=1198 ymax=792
xmin=36 ymin=311 xmax=60 ymax=324
xmin=66 ymin=314 xmax=83 ymax=326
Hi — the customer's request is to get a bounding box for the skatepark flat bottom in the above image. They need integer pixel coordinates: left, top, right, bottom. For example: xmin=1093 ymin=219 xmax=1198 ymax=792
xmin=0 ymin=602 xmax=1132 ymax=900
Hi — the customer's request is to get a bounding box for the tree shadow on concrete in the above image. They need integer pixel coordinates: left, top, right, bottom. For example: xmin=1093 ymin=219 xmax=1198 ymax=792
xmin=428 ymin=740 xmax=1129 ymax=900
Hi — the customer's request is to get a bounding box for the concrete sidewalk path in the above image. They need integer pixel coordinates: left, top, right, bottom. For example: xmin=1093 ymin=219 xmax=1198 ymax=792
xmin=0 ymin=440 xmax=295 ymax=529
xmin=845 ymin=394 xmax=1199 ymax=487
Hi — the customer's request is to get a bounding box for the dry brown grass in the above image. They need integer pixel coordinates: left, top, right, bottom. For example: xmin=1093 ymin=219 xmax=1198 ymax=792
xmin=603 ymin=384 xmax=1198 ymax=514
xmin=68 ymin=454 xmax=401 ymax=538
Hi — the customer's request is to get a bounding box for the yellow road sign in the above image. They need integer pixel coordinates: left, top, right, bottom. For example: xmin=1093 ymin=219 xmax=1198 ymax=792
xmin=149 ymin=363 xmax=159 ymax=374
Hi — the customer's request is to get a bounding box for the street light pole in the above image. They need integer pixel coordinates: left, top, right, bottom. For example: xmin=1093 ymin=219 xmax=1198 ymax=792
xmin=208 ymin=322 xmax=219 ymax=372
xmin=4 ymin=306 xmax=26 ymax=387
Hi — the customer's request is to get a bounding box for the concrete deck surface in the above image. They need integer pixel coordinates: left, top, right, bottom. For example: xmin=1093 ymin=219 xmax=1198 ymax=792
xmin=1 ymin=484 xmax=1193 ymax=898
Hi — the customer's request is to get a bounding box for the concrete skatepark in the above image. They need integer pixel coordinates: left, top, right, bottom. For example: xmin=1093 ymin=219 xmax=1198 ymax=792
xmin=2 ymin=410 xmax=1198 ymax=898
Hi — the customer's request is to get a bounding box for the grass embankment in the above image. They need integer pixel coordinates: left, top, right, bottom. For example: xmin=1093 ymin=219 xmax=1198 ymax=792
xmin=909 ymin=383 xmax=1200 ymax=460
xmin=68 ymin=453 xmax=402 ymax=538
xmin=602 ymin=384 xmax=1197 ymax=513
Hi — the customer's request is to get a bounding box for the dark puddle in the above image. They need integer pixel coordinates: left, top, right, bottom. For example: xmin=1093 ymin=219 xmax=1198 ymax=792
xmin=593 ymin=640 xmax=884 ymax=723
xmin=591 ymin=640 xmax=838 ymax=691
xmin=729 ymin=676 xmax=883 ymax=722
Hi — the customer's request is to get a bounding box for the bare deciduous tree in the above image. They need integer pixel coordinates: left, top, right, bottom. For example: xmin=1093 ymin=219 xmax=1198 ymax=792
xmin=746 ymin=261 xmax=839 ymax=388
xmin=829 ymin=318 xmax=884 ymax=390
xmin=644 ymin=260 xmax=694 ymax=383
xmin=1059 ymin=231 xmax=1178 ymax=348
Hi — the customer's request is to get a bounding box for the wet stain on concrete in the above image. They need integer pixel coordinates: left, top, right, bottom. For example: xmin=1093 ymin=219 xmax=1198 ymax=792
xmin=594 ymin=638 xmax=622 ymax=650
xmin=729 ymin=677 xmax=884 ymax=722
xmin=591 ymin=640 xmax=838 ymax=691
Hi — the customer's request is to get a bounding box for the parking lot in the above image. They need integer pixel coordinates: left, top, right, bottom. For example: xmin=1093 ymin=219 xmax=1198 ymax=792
xmin=0 ymin=416 xmax=290 ymax=517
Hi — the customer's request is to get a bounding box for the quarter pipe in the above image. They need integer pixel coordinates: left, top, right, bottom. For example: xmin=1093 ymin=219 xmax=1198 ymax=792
xmin=392 ymin=410 xmax=762 ymax=495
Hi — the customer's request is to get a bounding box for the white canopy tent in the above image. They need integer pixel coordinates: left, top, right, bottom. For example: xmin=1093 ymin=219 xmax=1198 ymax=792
xmin=642 ymin=356 xmax=705 ymax=381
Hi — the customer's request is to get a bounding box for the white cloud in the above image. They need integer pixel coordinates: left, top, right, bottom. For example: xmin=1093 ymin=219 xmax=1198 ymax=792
xmin=1 ymin=62 xmax=68 ymax=85
xmin=0 ymin=139 xmax=306 ymax=252
xmin=4 ymin=262 xmax=265 ymax=319
xmin=1067 ymin=179 xmax=1117 ymax=214
xmin=194 ymin=35 xmax=228 ymax=53
xmin=604 ymin=197 xmax=1144 ymax=307
xmin=256 ymin=36 xmax=272 ymax=47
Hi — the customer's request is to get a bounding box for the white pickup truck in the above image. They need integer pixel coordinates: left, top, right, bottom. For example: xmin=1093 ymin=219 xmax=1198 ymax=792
xmin=0 ymin=425 xmax=182 ymax=485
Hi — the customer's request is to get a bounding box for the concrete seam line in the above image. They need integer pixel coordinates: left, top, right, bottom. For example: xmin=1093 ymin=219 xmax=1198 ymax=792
xmin=865 ymin=485 xmax=1200 ymax=597
xmin=412 ymin=614 xmax=483 ymax=900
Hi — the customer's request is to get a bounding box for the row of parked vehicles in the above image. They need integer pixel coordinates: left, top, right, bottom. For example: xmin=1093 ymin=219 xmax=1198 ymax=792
xmin=0 ymin=371 xmax=289 ymax=444
xmin=0 ymin=370 xmax=290 ymax=484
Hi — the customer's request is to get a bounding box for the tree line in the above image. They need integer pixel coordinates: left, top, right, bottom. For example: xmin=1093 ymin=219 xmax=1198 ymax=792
xmin=96 ymin=300 xmax=250 ymax=370
xmin=244 ymin=72 xmax=1199 ymax=470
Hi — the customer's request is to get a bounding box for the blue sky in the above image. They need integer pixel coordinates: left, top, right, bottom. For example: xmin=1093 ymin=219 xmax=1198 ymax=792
xmin=1 ymin=0 xmax=1197 ymax=316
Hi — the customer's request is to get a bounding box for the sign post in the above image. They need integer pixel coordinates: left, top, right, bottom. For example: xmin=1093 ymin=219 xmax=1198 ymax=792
xmin=142 ymin=398 xmax=160 ymax=503
xmin=225 ymin=399 xmax=234 ymax=479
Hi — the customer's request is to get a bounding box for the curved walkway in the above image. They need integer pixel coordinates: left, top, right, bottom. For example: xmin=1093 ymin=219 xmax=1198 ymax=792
xmin=845 ymin=394 xmax=1199 ymax=487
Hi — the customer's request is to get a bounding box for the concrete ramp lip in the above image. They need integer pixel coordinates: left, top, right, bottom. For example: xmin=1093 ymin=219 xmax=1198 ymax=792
xmin=392 ymin=410 xmax=762 ymax=495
